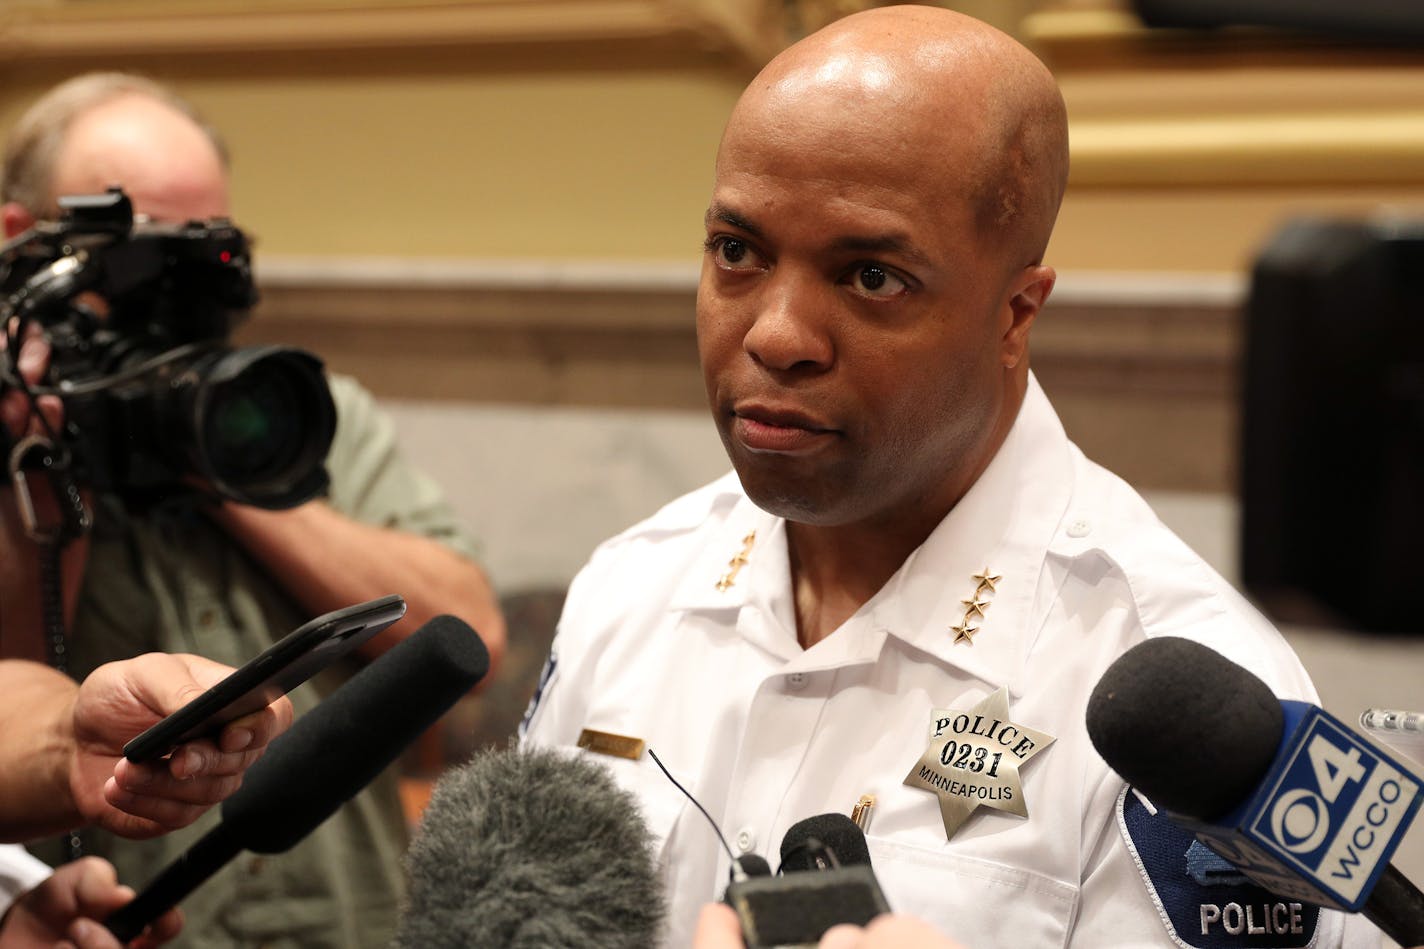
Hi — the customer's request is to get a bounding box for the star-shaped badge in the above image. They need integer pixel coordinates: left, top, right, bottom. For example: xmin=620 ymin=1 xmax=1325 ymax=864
xmin=903 ymin=686 xmax=1055 ymax=840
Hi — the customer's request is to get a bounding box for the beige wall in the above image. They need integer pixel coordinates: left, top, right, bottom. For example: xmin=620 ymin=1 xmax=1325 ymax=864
xmin=4 ymin=1 xmax=1422 ymax=272
xmin=0 ymin=44 xmax=746 ymax=262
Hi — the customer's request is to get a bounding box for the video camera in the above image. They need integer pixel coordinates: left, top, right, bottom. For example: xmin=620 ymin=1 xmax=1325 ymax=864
xmin=0 ymin=188 xmax=335 ymax=511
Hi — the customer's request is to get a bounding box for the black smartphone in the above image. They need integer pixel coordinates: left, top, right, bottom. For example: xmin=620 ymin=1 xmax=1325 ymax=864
xmin=123 ymin=594 xmax=408 ymax=763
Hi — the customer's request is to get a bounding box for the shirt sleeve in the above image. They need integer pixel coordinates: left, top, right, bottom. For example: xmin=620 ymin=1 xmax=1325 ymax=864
xmin=1073 ymin=781 xmax=1383 ymax=949
xmin=517 ymin=540 xmax=619 ymax=746
xmin=0 ymin=844 xmax=51 ymax=917
xmin=321 ymin=373 xmax=480 ymax=562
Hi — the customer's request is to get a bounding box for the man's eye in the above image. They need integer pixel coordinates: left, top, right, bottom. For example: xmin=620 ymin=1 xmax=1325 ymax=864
xmin=850 ymin=264 xmax=908 ymax=298
xmin=706 ymin=236 xmax=761 ymax=270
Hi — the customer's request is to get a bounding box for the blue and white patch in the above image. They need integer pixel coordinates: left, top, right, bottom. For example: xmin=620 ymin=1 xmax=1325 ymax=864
xmin=1118 ymin=786 xmax=1321 ymax=949
xmin=517 ymin=651 xmax=558 ymax=740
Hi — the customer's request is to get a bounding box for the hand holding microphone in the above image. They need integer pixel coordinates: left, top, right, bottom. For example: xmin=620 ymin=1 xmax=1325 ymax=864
xmin=104 ymin=614 xmax=490 ymax=943
xmin=693 ymin=903 xmax=965 ymax=949
xmin=721 ymin=813 xmax=889 ymax=948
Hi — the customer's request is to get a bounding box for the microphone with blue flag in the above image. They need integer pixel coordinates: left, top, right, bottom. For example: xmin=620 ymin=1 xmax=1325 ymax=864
xmin=1086 ymin=636 xmax=1424 ymax=946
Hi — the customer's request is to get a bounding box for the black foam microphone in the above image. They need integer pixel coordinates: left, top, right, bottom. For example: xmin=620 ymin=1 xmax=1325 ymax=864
xmin=105 ymin=614 xmax=489 ymax=942
xmin=779 ymin=813 xmax=873 ymax=872
xmin=1086 ymin=636 xmax=1424 ymax=946
xmin=736 ymin=853 xmax=773 ymax=878
xmin=391 ymin=745 xmax=665 ymax=948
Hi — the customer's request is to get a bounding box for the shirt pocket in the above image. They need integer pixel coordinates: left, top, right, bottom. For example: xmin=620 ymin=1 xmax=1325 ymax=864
xmin=867 ymin=834 xmax=1078 ymax=948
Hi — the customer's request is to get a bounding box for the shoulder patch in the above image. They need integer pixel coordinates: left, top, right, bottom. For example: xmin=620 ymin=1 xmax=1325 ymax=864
xmin=517 ymin=650 xmax=558 ymax=740
xmin=1118 ymin=786 xmax=1321 ymax=949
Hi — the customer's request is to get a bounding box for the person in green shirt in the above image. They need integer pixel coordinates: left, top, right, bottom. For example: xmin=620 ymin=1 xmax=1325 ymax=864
xmin=1 ymin=72 xmax=507 ymax=949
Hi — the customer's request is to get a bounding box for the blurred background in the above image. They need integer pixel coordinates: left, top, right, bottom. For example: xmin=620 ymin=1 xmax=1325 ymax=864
xmin=1 ymin=0 xmax=1420 ymax=930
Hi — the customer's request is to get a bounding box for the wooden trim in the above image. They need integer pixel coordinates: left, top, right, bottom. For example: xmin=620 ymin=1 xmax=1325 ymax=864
xmin=0 ymin=0 xmax=785 ymax=67
xmin=236 ymin=257 xmax=1246 ymax=492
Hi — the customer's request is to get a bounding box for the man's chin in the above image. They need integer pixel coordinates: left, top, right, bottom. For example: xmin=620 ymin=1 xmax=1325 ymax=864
xmin=735 ymin=474 xmax=841 ymax=526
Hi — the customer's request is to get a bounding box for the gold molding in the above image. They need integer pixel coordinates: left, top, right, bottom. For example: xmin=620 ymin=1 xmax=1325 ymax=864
xmin=1069 ymin=111 xmax=1424 ymax=187
xmin=1025 ymin=9 xmax=1424 ymax=187
xmin=0 ymin=0 xmax=788 ymax=67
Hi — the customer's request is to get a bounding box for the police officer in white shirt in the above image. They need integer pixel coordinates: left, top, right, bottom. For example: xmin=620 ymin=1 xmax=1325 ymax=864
xmin=521 ymin=6 xmax=1379 ymax=947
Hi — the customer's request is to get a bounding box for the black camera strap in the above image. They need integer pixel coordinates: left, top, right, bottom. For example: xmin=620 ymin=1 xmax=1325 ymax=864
xmin=8 ymin=434 xmax=90 ymax=862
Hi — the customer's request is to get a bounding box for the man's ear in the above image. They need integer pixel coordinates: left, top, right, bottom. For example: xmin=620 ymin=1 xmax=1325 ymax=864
xmin=1001 ymin=264 xmax=1055 ymax=370
xmin=2 ymin=202 xmax=36 ymax=240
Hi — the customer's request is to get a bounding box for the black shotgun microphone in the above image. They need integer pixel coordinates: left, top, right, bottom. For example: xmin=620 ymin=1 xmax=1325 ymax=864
xmin=392 ymin=745 xmax=665 ymax=948
xmin=1086 ymin=636 xmax=1424 ymax=947
xmin=105 ymin=614 xmax=489 ymax=943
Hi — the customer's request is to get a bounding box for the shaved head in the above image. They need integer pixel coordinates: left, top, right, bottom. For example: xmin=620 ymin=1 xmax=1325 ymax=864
xmin=721 ymin=4 xmax=1068 ymax=268
xmin=697 ymin=5 xmax=1070 ymax=542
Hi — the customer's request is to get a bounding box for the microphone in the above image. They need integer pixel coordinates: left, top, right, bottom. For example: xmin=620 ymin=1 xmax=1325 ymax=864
xmin=639 ymin=747 xmax=891 ymax=946
xmin=105 ymin=614 xmax=490 ymax=942
xmin=779 ymin=813 xmax=873 ymax=872
xmin=736 ymin=853 xmax=773 ymax=878
xmin=390 ymin=745 xmax=665 ymax=948
xmin=728 ymin=815 xmax=890 ymax=948
xmin=1086 ymin=635 xmax=1424 ymax=946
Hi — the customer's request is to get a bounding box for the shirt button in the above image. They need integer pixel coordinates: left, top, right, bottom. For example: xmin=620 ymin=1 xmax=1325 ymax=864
xmin=735 ymin=828 xmax=757 ymax=854
xmin=786 ymin=673 xmax=808 ymax=690
xmin=1066 ymin=518 xmax=1091 ymax=538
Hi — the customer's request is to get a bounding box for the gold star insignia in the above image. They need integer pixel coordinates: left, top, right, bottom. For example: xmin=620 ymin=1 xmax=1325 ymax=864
xmin=903 ymin=687 xmax=1056 ymax=840
xmin=972 ymin=569 xmax=1002 ymax=594
xmin=715 ymin=530 xmax=757 ymax=591
xmin=960 ymin=595 xmax=990 ymax=620
xmin=951 ymin=622 xmax=979 ymax=645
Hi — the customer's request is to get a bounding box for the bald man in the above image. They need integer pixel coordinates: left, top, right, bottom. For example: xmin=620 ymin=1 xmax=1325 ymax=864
xmin=1 ymin=74 xmax=504 ymax=949
xmin=523 ymin=7 xmax=1373 ymax=948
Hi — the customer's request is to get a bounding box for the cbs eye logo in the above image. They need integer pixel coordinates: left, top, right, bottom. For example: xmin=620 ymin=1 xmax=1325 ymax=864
xmin=1270 ymin=734 xmax=1365 ymax=854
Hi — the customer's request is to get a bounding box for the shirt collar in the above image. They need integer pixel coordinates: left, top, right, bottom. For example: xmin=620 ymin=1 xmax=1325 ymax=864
xmin=671 ymin=375 xmax=1076 ymax=693
xmin=868 ymin=375 xmax=1075 ymax=696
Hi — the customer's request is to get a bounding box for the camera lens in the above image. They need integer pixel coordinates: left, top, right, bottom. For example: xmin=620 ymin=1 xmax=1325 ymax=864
xmin=207 ymin=369 xmax=300 ymax=476
xmin=189 ymin=346 xmax=336 ymax=508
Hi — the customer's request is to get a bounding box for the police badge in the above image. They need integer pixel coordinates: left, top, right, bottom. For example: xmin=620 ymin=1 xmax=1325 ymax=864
xmin=903 ymin=686 xmax=1056 ymax=840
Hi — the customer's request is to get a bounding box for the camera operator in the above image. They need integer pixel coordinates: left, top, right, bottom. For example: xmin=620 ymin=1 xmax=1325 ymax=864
xmin=0 ymin=73 xmax=506 ymax=949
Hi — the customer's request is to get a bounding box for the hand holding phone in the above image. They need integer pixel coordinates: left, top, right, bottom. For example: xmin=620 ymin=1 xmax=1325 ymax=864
xmin=123 ymin=594 xmax=407 ymax=763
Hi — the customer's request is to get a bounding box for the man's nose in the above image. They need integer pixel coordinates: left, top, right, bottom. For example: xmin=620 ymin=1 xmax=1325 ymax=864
xmin=743 ymin=269 xmax=833 ymax=373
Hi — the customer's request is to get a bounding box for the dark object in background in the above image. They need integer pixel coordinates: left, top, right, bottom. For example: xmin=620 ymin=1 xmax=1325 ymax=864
xmin=1240 ymin=216 xmax=1424 ymax=634
xmin=1132 ymin=0 xmax=1424 ymax=44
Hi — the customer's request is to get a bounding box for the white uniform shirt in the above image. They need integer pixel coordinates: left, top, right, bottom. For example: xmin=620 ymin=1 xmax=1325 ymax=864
xmin=523 ymin=376 xmax=1379 ymax=948
xmin=0 ymin=843 xmax=51 ymax=918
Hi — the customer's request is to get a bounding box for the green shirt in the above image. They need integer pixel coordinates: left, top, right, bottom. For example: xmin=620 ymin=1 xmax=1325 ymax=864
xmin=29 ymin=374 xmax=479 ymax=949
